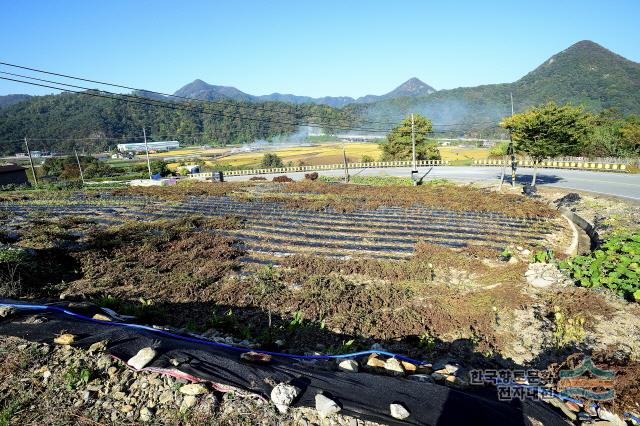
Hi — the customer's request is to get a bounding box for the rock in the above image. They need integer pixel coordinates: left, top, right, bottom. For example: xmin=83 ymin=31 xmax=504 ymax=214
xmin=565 ymin=401 xmax=580 ymax=412
xmin=180 ymin=395 xmax=197 ymax=413
xmin=444 ymin=363 xmax=460 ymax=374
xmin=383 ymin=358 xmax=405 ymax=376
xmin=596 ymin=407 xmax=626 ymax=426
xmin=54 ymin=333 xmax=75 ymax=345
xmin=139 ymin=407 xmax=153 ymax=422
xmin=121 ymin=404 xmax=134 ymax=413
xmin=315 ymin=393 xmax=341 ymax=417
xmin=88 ymin=340 xmax=107 ymax=352
xmin=240 ymin=351 xmax=272 ymax=363
xmin=337 ymin=359 xmax=358 ymax=373
xmin=270 ymin=383 xmax=301 ymax=414
xmin=445 ymin=375 xmax=469 ymax=390
xmin=42 ymin=370 xmax=51 ymax=383
xmin=0 ymin=305 xmax=16 ymax=318
xmin=370 ymin=343 xmax=385 ymax=351
xmin=127 ymin=347 xmax=156 ymax=370
xmin=390 ymin=403 xmax=410 ymax=420
xmin=431 ymin=372 xmax=448 ymax=382
xmin=158 ymin=391 xmax=174 ymax=405
xmin=179 ymin=383 xmax=208 ymax=395
xmin=92 ymin=313 xmax=111 ymax=321
xmin=366 ymin=354 xmax=385 ymax=369
xmin=400 ymin=361 xmax=417 ymax=373
xmin=416 ymin=363 xmax=433 ymax=375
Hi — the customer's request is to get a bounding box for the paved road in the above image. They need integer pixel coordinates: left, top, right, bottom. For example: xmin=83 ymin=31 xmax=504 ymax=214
xmin=224 ymin=166 xmax=640 ymax=200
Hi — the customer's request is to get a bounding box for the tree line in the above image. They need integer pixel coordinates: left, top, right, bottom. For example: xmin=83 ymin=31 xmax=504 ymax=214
xmin=0 ymin=91 xmax=357 ymax=155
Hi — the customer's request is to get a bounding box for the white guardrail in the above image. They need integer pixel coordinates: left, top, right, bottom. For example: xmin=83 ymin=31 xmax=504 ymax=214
xmin=473 ymin=159 xmax=628 ymax=172
xmin=189 ymin=160 xmax=449 ymax=179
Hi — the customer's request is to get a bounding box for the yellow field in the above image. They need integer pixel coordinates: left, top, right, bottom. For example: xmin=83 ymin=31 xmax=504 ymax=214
xmin=438 ymin=146 xmax=490 ymax=161
xmin=211 ymin=143 xmax=382 ymax=168
xmin=161 ymin=143 xmax=491 ymax=170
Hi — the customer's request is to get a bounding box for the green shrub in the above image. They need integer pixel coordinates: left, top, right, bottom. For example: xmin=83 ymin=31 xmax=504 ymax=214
xmin=560 ymin=233 xmax=640 ymax=301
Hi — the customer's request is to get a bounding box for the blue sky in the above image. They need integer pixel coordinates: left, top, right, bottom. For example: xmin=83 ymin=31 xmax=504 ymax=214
xmin=1 ymin=0 xmax=639 ymax=98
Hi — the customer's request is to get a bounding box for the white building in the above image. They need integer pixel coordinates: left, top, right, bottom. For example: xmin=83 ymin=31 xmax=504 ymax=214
xmin=116 ymin=141 xmax=180 ymax=153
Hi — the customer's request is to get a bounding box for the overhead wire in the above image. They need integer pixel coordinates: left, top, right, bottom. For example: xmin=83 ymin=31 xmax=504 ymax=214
xmin=0 ymin=61 xmax=503 ymax=129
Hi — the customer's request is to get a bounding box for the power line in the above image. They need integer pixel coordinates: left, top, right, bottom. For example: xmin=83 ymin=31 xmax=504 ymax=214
xmin=0 ymin=75 xmax=394 ymax=134
xmin=0 ymin=61 xmax=502 ymax=129
xmin=0 ymin=61 xmax=396 ymax=127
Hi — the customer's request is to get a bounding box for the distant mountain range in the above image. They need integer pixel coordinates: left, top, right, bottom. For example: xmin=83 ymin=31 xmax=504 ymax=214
xmin=348 ymin=40 xmax=640 ymax=134
xmin=2 ymin=40 xmax=639 ymax=146
xmin=172 ymin=77 xmax=436 ymax=108
xmin=0 ymin=94 xmax=31 ymax=109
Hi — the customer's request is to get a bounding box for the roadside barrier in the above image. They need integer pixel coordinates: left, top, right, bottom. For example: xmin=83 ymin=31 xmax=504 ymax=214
xmin=473 ymin=159 xmax=628 ymax=172
xmin=190 ymin=159 xmax=449 ymax=178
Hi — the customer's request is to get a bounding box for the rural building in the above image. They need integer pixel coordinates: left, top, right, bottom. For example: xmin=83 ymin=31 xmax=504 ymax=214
xmin=0 ymin=164 xmax=30 ymax=186
xmin=116 ymin=141 xmax=180 ymax=153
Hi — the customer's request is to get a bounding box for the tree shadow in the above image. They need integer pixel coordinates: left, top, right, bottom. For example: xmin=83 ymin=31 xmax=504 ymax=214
xmin=495 ymin=172 xmax=564 ymax=186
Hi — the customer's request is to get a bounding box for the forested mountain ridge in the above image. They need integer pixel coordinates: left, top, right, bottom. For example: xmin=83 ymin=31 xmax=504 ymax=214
xmin=348 ymin=40 xmax=640 ymax=136
xmin=172 ymin=77 xmax=436 ymax=107
xmin=0 ymin=94 xmax=31 ymax=109
xmin=0 ymin=92 xmax=355 ymax=155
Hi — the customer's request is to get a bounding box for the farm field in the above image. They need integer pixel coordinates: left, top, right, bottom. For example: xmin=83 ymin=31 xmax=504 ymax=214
xmin=1 ymin=180 xmax=639 ymax=422
xmin=205 ymin=142 xmax=491 ymax=169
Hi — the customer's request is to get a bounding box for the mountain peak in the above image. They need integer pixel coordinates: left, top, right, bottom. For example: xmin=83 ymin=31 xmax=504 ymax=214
xmin=389 ymin=77 xmax=436 ymax=97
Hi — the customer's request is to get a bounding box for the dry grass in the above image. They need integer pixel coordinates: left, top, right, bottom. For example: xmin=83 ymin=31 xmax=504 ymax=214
xmin=270 ymin=181 xmax=558 ymax=218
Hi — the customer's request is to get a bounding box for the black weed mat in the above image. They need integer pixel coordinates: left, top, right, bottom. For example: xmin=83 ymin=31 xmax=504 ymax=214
xmin=0 ymin=302 xmax=567 ymax=425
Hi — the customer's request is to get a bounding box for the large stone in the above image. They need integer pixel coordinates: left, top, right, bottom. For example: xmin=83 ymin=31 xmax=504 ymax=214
xmin=270 ymin=383 xmax=301 ymax=414
xmin=180 ymin=395 xmax=197 ymax=413
xmin=179 ymin=383 xmax=208 ymax=396
xmin=337 ymin=359 xmax=359 ymax=373
xmin=445 ymin=375 xmax=469 ymax=390
xmin=0 ymin=305 xmax=16 ymax=318
xmin=127 ymin=347 xmax=156 ymax=370
xmin=384 ymin=358 xmax=405 ymax=376
xmin=315 ymin=394 xmax=341 ymax=417
xmin=139 ymin=407 xmax=153 ymax=422
xmin=366 ymin=354 xmax=385 ymax=369
xmin=390 ymin=403 xmax=410 ymax=420
xmin=54 ymin=333 xmax=75 ymax=345
xmin=92 ymin=313 xmax=112 ymax=321
xmin=240 ymin=351 xmax=272 ymax=363
xmin=596 ymin=407 xmax=626 ymax=426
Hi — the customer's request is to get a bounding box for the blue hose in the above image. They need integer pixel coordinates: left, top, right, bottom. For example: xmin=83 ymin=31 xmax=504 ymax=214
xmin=0 ymin=302 xmax=426 ymax=364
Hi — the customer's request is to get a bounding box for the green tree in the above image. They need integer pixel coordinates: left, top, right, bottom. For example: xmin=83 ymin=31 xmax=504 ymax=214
xmin=260 ymin=153 xmax=283 ymax=168
xmin=83 ymin=161 xmax=116 ymax=179
xmin=380 ymin=114 xmax=440 ymax=161
xmin=501 ymin=103 xmax=593 ymax=186
xmin=620 ymin=116 xmax=640 ymax=155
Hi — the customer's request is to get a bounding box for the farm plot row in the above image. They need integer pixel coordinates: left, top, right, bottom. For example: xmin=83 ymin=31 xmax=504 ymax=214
xmin=2 ymin=193 xmax=557 ymax=262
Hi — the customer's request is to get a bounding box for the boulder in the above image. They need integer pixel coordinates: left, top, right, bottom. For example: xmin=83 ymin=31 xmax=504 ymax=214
xmin=337 ymin=359 xmax=359 ymax=373
xmin=390 ymin=403 xmax=410 ymax=420
xmin=54 ymin=333 xmax=75 ymax=345
xmin=270 ymin=383 xmax=301 ymax=414
xmin=127 ymin=347 xmax=156 ymax=370
xmin=383 ymin=358 xmax=405 ymax=376
xmin=315 ymin=394 xmax=341 ymax=417
xmin=179 ymin=383 xmax=208 ymax=396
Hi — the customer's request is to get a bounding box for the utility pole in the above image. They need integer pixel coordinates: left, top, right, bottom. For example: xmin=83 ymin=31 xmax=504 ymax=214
xmin=411 ymin=113 xmax=418 ymax=185
xmin=24 ymin=137 xmax=38 ymax=186
xmin=342 ymin=143 xmax=349 ymax=183
xmin=509 ymin=93 xmax=517 ymax=187
xmin=74 ymin=149 xmax=85 ymax=185
xmin=143 ymin=127 xmax=152 ymax=179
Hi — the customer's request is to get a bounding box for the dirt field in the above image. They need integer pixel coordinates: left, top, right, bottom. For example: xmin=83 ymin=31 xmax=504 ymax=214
xmin=1 ymin=180 xmax=639 ymax=423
